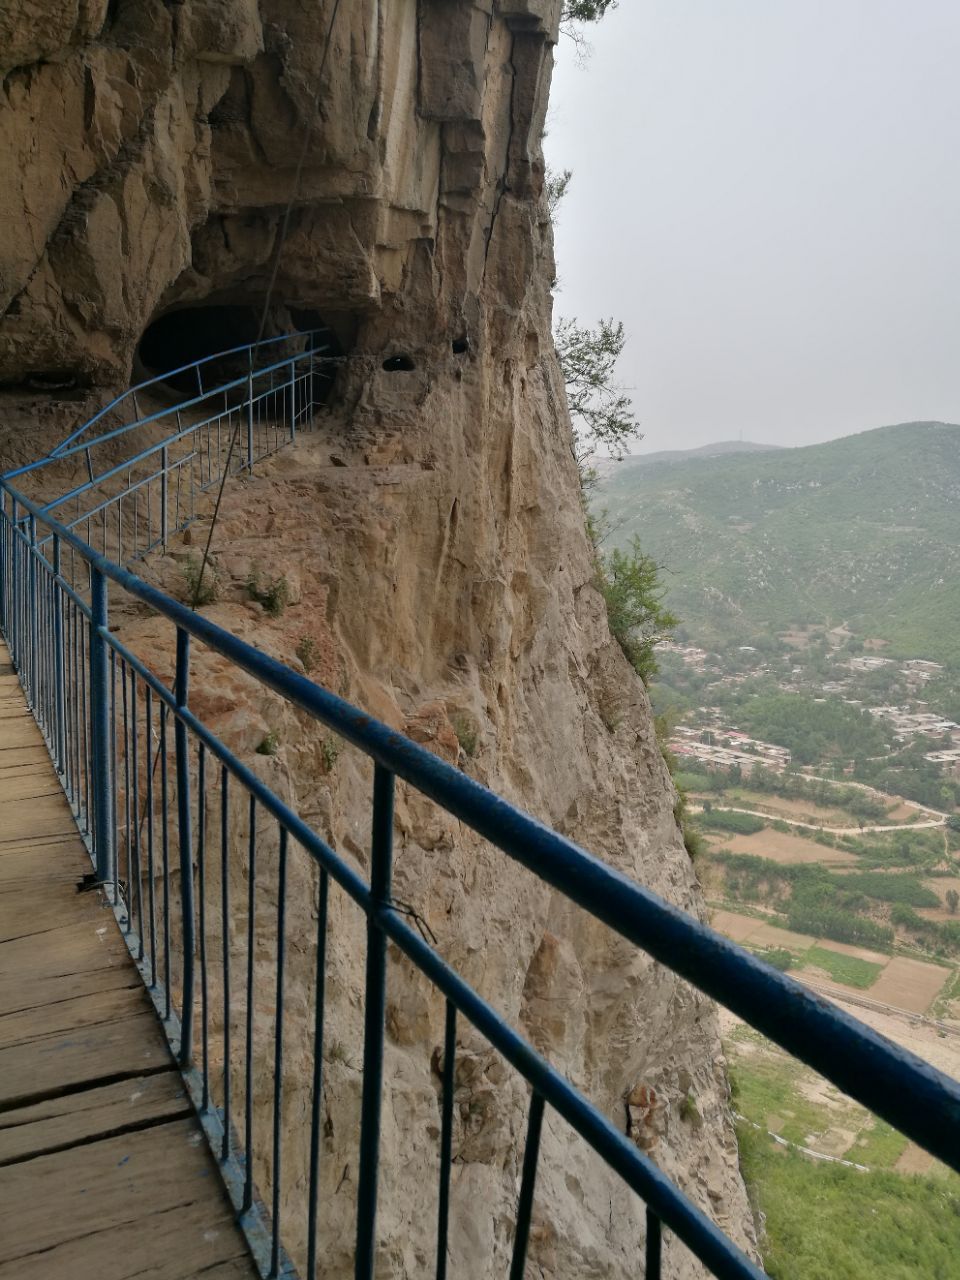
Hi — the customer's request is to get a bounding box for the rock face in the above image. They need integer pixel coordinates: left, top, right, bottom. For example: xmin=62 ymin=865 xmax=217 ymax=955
xmin=0 ymin=2 xmax=756 ymax=1276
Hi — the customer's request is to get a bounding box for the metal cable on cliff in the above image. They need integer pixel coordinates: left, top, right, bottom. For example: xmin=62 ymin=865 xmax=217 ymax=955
xmin=190 ymin=0 xmax=344 ymax=608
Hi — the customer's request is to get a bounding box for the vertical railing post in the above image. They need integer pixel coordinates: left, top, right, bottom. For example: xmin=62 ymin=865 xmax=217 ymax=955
xmin=9 ymin=497 xmax=19 ymax=666
xmin=52 ymin=536 xmax=66 ymax=773
xmin=288 ymin=357 xmax=296 ymax=442
xmin=508 ymin=1092 xmax=546 ymax=1280
xmin=89 ymin=566 xmax=115 ymax=886
xmin=0 ymin=488 xmax=7 ymax=635
xmin=174 ymin=627 xmax=196 ymax=1065
xmin=354 ymin=765 xmax=394 ymax=1280
xmin=646 ymin=1207 xmax=662 ymax=1280
xmin=27 ymin=514 xmax=38 ymax=703
xmin=435 ymin=999 xmax=457 ymax=1280
xmin=160 ymin=444 xmax=169 ymax=550
xmin=246 ymin=351 xmax=255 ymax=472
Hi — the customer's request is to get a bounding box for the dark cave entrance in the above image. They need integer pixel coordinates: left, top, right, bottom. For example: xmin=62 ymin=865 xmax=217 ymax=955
xmin=135 ymin=304 xmax=347 ymax=405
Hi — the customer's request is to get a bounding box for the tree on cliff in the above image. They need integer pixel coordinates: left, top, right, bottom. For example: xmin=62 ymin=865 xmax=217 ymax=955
xmin=546 ymin=11 xmax=675 ymax=688
xmin=599 ymin=537 xmax=679 ymax=684
xmin=554 ymin=316 xmax=640 ymax=469
xmin=561 ymin=1 xmax=618 ymax=31
xmin=550 ymin=233 xmax=671 ymax=688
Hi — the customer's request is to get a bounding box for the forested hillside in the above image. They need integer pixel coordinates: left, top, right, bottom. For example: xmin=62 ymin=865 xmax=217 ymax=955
xmin=595 ymin=422 xmax=960 ymax=665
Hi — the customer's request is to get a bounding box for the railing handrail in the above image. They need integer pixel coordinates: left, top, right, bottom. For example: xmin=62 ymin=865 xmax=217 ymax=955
xmin=1 ymin=330 xmax=331 ymax=484
xmin=5 ymin=475 xmax=960 ymax=1173
xmin=4 ymin=335 xmax=960 ymax=1280
xmin=31 ymin=347 xmax=322 ymax=516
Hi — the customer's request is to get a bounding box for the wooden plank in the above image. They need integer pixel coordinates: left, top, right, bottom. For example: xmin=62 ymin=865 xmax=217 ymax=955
xmin=0 ymin=744 xmax=52 ymax=772
xmin=1 ymin=1203 xmax=257 ymax=1279
xmin=0 ymin=641 xmax=258 ymax=1277
xmin=0 ymin=717 xmax=45 ymax=750
xmin=0 ymin=881 xmax=104 ymax=939
xmin=0 ymin=899 xmax=137 ymax=1016
xmin=0 ymin=896 xmax=131 ymax=962
xmin=0 ymin=916 xmax=130 ymax=986
xmin=0 ymin=827 xmax=89 ymax=858
xmin=0 ymin=994 xmax=170 ymax=1108
xmin=0 ymin=772 xmax=63 ymax=803
xmin=0 ymin=1119 xmax=256 ymax=1277
xmin=0 ymin=961 xmax=137 ymax=1021
xmin=0 ymin=983 xmax=158 ymax=1051
xmin=0 ymin=791 xmax=78 ymax=843
xmin=0 ymin=841 xmax=93 ymax=888
xmin=0 ymin=1070 xmax=189 ymax=1164
xmin=0 ymin=709 xmax=31 ymax=727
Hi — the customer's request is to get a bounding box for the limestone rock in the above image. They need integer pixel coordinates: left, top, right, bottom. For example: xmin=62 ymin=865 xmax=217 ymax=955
xmin=0 ymin=2 xmax=757 ymax=1277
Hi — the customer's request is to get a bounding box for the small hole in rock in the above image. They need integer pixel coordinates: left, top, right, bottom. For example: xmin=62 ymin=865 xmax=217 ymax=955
xmin=452 ymin=337 xmax=469 ymax=355
xmin=27 ymin=370 xmax=81 ymax=391
xmin=382 ymin=354 xmax=415 ymax=372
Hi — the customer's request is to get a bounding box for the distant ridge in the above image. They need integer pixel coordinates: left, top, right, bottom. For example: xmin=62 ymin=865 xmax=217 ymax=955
xmin=617 ymin=439 xmax=782 ymax=469
xmin=593 ymin=421 xmax=960 ymax=666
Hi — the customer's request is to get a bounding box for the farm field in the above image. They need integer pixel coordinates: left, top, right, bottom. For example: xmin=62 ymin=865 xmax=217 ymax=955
xmin=917 ymin=875 xmax=960 ymax=921
xmin=868 ymin=956 xmax=952 ymax=1013
xmin=717 ymin=788 xmax=881 ymax=827
xmin=709 ymin=828 xmax=856 ymax=864
xmin=707 ymin=907 xmax=952 ymax=1011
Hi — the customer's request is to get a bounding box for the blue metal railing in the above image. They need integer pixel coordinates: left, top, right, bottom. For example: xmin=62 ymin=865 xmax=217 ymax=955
xmin=7 ymin=331 xmax=337 ymax=569
xmin=2 ymin=346 xmax=959 ymax=1280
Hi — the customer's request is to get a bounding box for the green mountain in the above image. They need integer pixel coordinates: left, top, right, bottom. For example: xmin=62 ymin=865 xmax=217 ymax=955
xmin=610 ymin=440 xmax=782 ymax=468
xmin=593 ymin=422 xmax=960 ymax=667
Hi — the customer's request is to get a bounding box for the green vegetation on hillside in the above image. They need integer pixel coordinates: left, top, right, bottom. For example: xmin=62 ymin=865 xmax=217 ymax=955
xmin=889 ymin=906 xmax=960 ymax=957
xmin=734 ymin=693 xmax=891 ymax=764
xmin=701 ymin=809 xmax=765 ymax=835
xmin=681 ymin=762 xmax=893 ymax=824
xmin=839 ymin=872 xmax=939 ymax=908
xmin=713 ymin=853 xmax=898 ymax=949
xmin=593 ymin=535 xmax=679 ymax=683
xmin=804 ymin=946 xmax=883 ymax=989
xmin=594 ymin=422 xmax=960 ymax=666
xmin=836 ymin=828 xmax=946 ymax=870
xmin=855 ymin=745 xmax=960 ymax=812
xmin=738 ymin=1124 xmax=960 ymax=1280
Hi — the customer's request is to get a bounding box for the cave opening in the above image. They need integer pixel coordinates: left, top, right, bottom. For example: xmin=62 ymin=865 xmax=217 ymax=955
xmin=382 ymin=354 xmax=416 ymax=372
xmin=136 ymin=304 xmax=346 ymax=404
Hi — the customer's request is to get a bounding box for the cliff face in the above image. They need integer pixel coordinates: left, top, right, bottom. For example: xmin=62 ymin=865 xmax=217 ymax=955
xmin=0 ymin=2 xmax=755 ymax=1275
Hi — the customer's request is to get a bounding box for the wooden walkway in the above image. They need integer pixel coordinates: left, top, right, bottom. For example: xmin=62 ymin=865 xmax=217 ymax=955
xmin=0 ymin=641 xmax=258 ymax=1279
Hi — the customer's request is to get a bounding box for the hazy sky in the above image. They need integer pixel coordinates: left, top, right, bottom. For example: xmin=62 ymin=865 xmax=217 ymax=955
xmin=547 ymin=2 xmax=960 ymax=452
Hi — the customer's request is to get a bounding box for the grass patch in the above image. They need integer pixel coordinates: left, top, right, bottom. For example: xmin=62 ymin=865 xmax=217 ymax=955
xmin=848 ymin=1118 xmax=908 ymax=1170
xmin=754 ymin=946 xmax=795 ymax=972
xmin=701 ymin=809 xmax=766 ymax=835
xmin=728 ymin=1052 xmax=855 ymax=1146
xmin=296 ymin=636 xmax=318 ymax=672
xmin=841 ymin=871 xmax=939 ymax=908
xmin=248 ymin=567 xmax=290 ymax=617
xmin=450 ymin=711 xmax=479 ymax=758
xmin=181 ymin=554 xmax=218 ymax=606
xmin=803 ymin=946 xmax=884 ymax=990
xmin=679 ymin=1092 xmax=701 ymax=1124
xmin=319 ymin=736 xmax=339 ymax=772
xmin=930 ymin=967 xmax=960 ymax=1020
xmin=738 ymin=1121 xmax=960 ymax=1280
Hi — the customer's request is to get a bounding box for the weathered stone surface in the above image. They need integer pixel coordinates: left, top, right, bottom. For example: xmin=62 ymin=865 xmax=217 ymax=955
xmin=0 ymin=2 xmax=757 ymax=1277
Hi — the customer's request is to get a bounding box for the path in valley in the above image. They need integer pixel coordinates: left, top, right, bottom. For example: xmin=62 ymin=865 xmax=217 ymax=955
xmin=690 ymin=803 xmax=945 ymax=835
xmin=799 ymin=773 xmax=952 ymax=820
